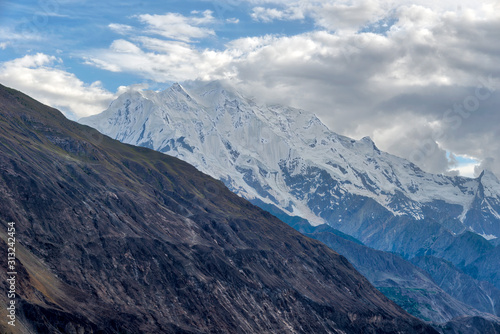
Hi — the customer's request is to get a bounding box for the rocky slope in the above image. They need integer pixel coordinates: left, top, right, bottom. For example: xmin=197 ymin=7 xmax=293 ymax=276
xmin=0 ymin=85 xmax=439 ymax=333
xmin=464 ymin=245 xmax=500 ymax=290
xmin=411 ymin=256 xmax=500 ymax=317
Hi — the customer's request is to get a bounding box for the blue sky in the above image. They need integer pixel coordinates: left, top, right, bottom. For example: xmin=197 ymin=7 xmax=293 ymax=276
xmin=1 ymin=0 xmax=499 ymax=178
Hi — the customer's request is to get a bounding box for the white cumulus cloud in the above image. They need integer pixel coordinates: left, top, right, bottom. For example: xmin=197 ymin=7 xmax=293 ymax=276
xmin=0 ymin=53 xmax=116 ymax=119
xmin=135 ymin=10 xmax=216 ymax=42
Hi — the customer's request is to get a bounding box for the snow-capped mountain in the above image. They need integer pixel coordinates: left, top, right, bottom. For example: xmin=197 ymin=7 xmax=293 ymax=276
xmin=80 ymin=81 xmax=500 ymax=245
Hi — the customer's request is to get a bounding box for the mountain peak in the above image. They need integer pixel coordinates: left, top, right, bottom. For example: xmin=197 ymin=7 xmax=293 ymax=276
xmin=171 ymin=82 xmax=183 ymax=91
xmin=477 ymin=169 xmax=500 ymax=197
xmin=182 ymin=80 xmax=245 ymax=107
xmin=355 ymin=135 xmax=381 ymax=154
xmin=165 ymin=82 xmax=190 ymax=97
xmin=478 ymin=169 xmax=497 ymax=179
xmin=477 ymin=169 xmax=500 ymax=187
xmin=360 ymin=136 xmax=375 ymax=146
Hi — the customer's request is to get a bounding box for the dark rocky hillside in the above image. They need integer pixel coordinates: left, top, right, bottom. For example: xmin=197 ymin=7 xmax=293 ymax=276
xmin=0 ymin=84 xmax=437 ymax=333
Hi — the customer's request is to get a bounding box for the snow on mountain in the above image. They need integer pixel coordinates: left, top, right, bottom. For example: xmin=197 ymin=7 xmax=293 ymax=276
xmin=79 ymin=80 xmax=500 ymax=240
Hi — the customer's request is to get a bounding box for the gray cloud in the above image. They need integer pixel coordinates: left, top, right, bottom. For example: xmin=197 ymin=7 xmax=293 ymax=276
xmin=135 ymin=10 xmax=216 ymax=42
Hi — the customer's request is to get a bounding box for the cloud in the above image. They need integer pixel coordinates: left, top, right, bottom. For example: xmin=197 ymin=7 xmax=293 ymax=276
xmin=311 ymin=0 xmax=387 ymax=31
xmin=108 ymin=23 xmax=134 ymax=35
xmin=110 ymin=39 xmax=142 ymax=53
xmin=0 ymin=26 xmax=44 ymax=46
xmin=0 ymin=53 xmax=116 ymax=119
xmin=245 ymin=0 xmax=496 ymax=32
xmin=444 ymin=154 xmax=479 ymax=178
xmin=451 ymin=163 xmax=477 ymax=178
xmin=248 ymin=0 xmax=385 ymax=30
xmin=251 ymin=6 xmax=304 ymax=22
xmin=135 ymin=10 xmax=216 ymax=42
xmin=81 ymin=2 xmax=500 ymax=177
xmin=84 ymin=37 xmax=235 ymax=82
xmin=116 ymin=82 xmax=150 ymax=95
xmin=33 ymin=11 xmax=70 ymax=18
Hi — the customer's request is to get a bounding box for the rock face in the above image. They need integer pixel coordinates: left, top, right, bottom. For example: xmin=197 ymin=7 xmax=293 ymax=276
xmin=0 ymin=85 xmax=438 ymax=333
